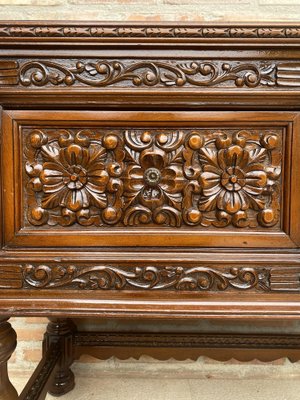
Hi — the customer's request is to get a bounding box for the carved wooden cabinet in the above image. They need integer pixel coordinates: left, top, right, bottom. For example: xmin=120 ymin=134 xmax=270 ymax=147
xmin=1 ymin=22 xmax=300 ymax=399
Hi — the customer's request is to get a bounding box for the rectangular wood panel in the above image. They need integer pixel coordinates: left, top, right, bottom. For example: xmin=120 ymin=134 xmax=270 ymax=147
xmin=2 ymin=110 xmax=297 ymax=248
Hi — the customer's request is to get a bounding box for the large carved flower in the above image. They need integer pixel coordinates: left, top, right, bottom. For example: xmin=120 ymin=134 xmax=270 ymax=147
xmin=26 ymin=131 xmax=109 ymax=214
xmin=198 ymin=132 xmax=280 ymax=225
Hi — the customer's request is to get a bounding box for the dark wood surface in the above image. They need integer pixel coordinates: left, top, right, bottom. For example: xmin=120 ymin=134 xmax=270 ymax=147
xmin=1 ymin=21 xmax=300 ymax=399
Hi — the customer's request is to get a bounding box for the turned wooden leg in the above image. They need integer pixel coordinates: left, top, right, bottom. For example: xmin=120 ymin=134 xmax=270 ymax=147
xmin=0 ymin=317 xmax=18 ymax=400
xmin=43 ymin=318 xmax=76 ymax=397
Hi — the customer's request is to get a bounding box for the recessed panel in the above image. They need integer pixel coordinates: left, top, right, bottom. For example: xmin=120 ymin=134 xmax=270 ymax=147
xmin=2 ymin=111 xmax=297 ymax=248
xmin=22 ymin=126 xmax=282 ymax=230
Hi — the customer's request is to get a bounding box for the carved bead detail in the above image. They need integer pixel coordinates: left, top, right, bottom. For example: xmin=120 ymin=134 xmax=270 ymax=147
xmin=1 ymin=25 xmax=300 ymax=39
xmin=24 ymin=128 xmax=281 ymax=228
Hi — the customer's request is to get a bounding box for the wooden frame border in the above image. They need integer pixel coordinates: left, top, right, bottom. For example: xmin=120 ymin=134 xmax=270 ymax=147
xmin=1 ymin=110 xmax=297 ymax=248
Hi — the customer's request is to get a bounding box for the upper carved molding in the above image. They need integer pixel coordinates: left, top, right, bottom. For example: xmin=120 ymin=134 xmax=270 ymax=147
xmin=1 ymin=23 xmax=300 ymax=40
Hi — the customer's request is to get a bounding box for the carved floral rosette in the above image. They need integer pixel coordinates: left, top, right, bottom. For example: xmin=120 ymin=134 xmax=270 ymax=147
xmin=24 ymin=127 xmax=282 ymax=229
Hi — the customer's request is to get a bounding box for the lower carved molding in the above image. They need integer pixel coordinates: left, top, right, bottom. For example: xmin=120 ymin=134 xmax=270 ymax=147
xmin=75 ymin=331 xmax=300 ymax=349
xmin=0 ymin=264 xmax=300 ymax=292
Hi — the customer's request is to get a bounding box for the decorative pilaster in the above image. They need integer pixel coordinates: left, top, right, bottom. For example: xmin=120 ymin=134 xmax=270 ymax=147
xmin=0 ymin=317 xmax=18 ymax=400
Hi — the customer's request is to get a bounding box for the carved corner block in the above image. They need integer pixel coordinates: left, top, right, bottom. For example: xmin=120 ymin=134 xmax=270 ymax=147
xmin=0 ymin=266 xmax=23 ymax=289
xmin=0 ymin=61 xmax=18 ymax=86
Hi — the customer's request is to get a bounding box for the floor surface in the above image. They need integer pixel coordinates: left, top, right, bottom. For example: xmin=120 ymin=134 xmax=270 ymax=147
xmin=10 ymin=360 xmax=300 ymax=400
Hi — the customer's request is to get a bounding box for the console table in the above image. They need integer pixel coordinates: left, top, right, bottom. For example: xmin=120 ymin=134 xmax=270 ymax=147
xmin=1 ymin=21 xmax=300 ymax=399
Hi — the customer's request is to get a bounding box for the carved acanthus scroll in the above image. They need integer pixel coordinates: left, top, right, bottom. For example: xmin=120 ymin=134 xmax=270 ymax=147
xmin=2 ymin=59 xmax=300 ymax=88
xmin=23 ymin=264 xmax=270 ymax=291
xmin=0 ymin=264 xmax=299 ymax=292
xmin=18 ymin=60 xmax=276 ymax=88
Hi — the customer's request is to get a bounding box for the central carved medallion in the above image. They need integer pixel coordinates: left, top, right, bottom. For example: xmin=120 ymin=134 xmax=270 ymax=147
xmin=144 ymin=168 xmax=162 ymax=186
xmin=24 ymin=127 xmax=282 ymax=228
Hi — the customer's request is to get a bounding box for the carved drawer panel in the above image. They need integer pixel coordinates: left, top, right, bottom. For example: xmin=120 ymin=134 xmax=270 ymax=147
xmin=2 ymin=110 xmax=299 ymax=248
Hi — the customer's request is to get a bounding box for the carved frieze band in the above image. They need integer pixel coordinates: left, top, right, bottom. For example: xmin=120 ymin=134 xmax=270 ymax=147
xmin=18 ymin=60 xmax=276 ymax=88
xmin=1 ymin=60 xmax=300 ymax=88
xmin=1 ymin=264 xmax=300 ymax=292
xmin=1 ymin=25 xmax=300 ymax=39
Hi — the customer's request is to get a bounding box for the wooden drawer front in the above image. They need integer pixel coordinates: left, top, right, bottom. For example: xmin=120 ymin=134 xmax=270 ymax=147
xmin=2 ymin=110 xmax=299 ymax=248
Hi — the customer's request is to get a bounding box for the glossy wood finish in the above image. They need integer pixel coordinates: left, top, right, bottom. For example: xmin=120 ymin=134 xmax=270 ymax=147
xmin=2 ymin=21 xmax=300 ymax=398
xmin=43 ymin=319 xmax=75 ymax=397
xmin=19 ymin=342 xmax=61 ymax=400
xmin=73 ymin=330 xmax=300 ymax=363
xmin=0 ymin=318 xmax=18 ymax=400
xmin=2 ymin=110 xmax=293 ymax=248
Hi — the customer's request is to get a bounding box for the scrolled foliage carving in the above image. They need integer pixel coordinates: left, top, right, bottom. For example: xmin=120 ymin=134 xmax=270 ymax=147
xmin=23 ymin=264 xmax=270 ymax=292
xmin=18 ymin=60 xmax=276 ymax=88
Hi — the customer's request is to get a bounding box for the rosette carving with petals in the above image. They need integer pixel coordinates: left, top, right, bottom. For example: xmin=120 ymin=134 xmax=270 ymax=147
xmin=25 ymin=129 xmax=124 ymax=226
xmin=122 ymin=130 xmax=194 ymax=227
xmin=24 ymin=127 xmax=282 ymax=229
xmin=198 ymin=130 xmax=281 ymax=228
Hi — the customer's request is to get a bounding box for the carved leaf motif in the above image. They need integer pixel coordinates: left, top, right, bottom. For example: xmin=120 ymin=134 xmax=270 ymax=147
xmin=1 ymin=58 xmax=300 ymax=88
xmin=24 ymin=127 xmax=282 ymax=229
xmin=22 ymin=264 xmax=271 ymax=292
xmin=2 ymin=25 xmax=300 ymax=39
xmin=17 ymin=60 xmax=277 ymax=88
xmin=198 ymin=130 xmax=281 ymax=228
